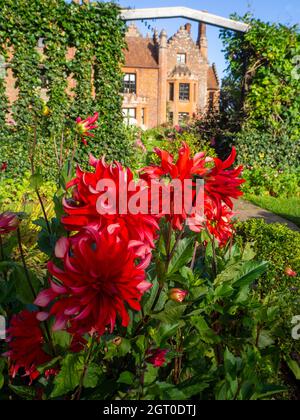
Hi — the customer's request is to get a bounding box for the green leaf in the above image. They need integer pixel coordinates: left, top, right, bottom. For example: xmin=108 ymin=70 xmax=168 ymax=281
xmin=152 ymin=302 xmax=187 ymax=323
xmin=214 ymin=260 xmax=268 ymax=289
xmin=30 ymin=172 xmax=44 ymax=189
xmin=9 ymin=385 xmax=36 ymax=400
xmin=83 ymin=363 xmax=102 ymax=388
xmin=50 ymin=353 xmax=83 ymax=398
xmin=257 ymin=330 xmax=274 ymax=349
xmin=167 ymin=237 xmax=194 ymax=275
xmin=144 ymin=363 xmax=158 ymax=385
xmin=117 ymin=371 xmax=135 ymax=385
xmin=286 ymin=357 xmax=300 ymax=380
xmin=52 ymin=330 xmax=72 ymax=351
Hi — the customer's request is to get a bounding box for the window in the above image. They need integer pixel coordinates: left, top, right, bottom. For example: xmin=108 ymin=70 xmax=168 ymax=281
xmin=122 ymin=73 xmax=136 ymax=94
xmin=178 ymin=112 xmax=189 ymax=123
xmin=179 ymin=83 xmax=190 ymax=101
xmin=122 ymin=108 xmax=136 ymax=126
xmin=169 ymin=83 xmax=174 ymax=101
xmin=168 ymin=112 xmax=174 ymax=124
xmin=177 ymin=53 xmax=186 ymax=64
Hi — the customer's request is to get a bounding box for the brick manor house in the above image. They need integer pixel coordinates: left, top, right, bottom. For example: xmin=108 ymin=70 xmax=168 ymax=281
xmin=121 ymin=22 xmax=220 ymax=129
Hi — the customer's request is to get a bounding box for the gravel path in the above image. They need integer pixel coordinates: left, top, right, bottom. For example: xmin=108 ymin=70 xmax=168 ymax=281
xmin=233 ymin=199 xmax=300 ymax=232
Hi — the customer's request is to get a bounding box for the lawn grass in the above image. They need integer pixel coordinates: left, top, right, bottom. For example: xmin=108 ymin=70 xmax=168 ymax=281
xmin=245 ymin=195 xmax=300 ymax=228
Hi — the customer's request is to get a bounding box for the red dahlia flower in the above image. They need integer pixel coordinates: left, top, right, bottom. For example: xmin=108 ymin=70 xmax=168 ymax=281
xmin=34 ymin=227 xmax=152 ymax=336
xmin=140 ymin=142 xmax=209 ymax=230
xmin=62 ymin=155 xmax=159 ymax=268
xmin=4 ymin=310 xmax=50 ymax=384
xmin=76 ymin=112 xmax=99 ymax=145
xmin=147 ymin=349 xmax=168 ymax=367
xmin=0 ymin=212 xmax=19 ymax=235
xmin=204 ymin=198 xmax=235 ymax=246
xmin=204 ymin=147 xmax=245 ymax=212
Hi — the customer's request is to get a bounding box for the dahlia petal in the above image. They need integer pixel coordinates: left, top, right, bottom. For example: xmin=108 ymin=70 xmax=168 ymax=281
xmin=34 ymin=289 xmax=56 ymax=307
xmin=55 ymin=237 xmax=69 ymax=258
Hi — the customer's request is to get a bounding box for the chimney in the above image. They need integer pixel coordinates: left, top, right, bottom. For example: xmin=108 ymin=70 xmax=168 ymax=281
xmin=185 ymin=23 xmax=192 ymax=34
xmin=197 ymin=22 xmax=208 ymax=61
xmin=158 ymin=30 xmax=168 ymax=125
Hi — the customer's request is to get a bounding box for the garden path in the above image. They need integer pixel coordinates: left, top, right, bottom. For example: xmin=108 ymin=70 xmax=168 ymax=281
xmin=233 ymin=199 xmax=300 ymax=232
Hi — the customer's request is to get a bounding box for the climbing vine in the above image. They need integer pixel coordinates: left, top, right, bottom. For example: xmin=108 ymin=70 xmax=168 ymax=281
xmin=0 ymin=0 xmax=129 ymax=179
xmin=219 ymin=15 xmax=300 ymax=168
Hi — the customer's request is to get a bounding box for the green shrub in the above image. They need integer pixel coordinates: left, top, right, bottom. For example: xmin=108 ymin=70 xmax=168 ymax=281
xmin=242 ymin=166 xmax=300 ymax=198
xmin=236 ymin=219 xmax=300 ymax=291
xmin=233 ymin=129 xmax=300 ymax=169
xmin=236 ymin=219 xmax=300 ymax=375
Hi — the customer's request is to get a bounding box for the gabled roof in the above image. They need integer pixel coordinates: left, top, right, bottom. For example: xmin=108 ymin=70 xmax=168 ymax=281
xmin=124 ymin=37 xmax=159 ymax=68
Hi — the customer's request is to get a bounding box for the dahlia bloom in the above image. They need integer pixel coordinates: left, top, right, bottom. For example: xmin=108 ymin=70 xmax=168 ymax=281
xmin=0 ymin=212 xmax=19 ymax=235
xmin=4 ymin=310 xmax=50 ymax=384
xmin=140 ymin=142 xmax=209 ymax=230
xmin=140 ymin=143 xmax=244 ymax=236
xmin=169 ymin=288 xmax=188 ymax=303
xmin=204 ymin=147 xmax=245 ymax=212
xmin=34 ymin=227 xmax=152 ymax=336
xmin=62 ymin=155 xmax=159 ymax=268
xmin=76 ymin=112 xmax=99 ymax=145
xmin=147 ymin=349 xmax=168 ymax=367
xmin=204 ymin=198 xmax=235 ymax=246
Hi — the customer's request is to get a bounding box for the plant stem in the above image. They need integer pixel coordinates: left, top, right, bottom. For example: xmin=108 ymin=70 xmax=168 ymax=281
xmin=17 ymin=228 xmax=36 ymax=299
xmin=68 ymin=135 xmax=79 ymax=177
xmin=35 ymin=188 xmax=51 ymax=234
xmin=190 ymin=241 xmax=198 ymax=270
xmin=73 ymin=334 xmax=97 ymax=400
xmin=211 ymin=235 xmax=217 ymax=277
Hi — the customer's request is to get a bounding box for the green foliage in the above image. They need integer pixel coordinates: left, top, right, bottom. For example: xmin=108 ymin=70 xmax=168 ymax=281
xmin=232 ymin=129 xmax=300 ymax=169
xmin=242 ymin=167 xmax=300 ymax=197
xmin=129 ymin=125 xmax=216 ymax=170
xmin=0 ymin=0 xmax=130 ymax=180
xmin=219 ymin=15 xmax=300 ymax=168
xmin=236 ymin=219 xmax=300 ymax=289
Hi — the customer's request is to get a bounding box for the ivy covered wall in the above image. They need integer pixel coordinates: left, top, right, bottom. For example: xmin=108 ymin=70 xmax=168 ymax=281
xmin=0 ymin=0 xmax=129 ymax=179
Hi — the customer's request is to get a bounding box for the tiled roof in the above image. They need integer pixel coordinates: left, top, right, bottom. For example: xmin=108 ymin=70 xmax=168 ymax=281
xmin=124 ymin=37 xmax=159 ymax=68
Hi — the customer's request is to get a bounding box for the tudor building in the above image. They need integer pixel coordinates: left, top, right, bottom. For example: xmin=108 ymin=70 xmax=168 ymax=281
xmin=121 ymin=22 xmax=219 ymax=129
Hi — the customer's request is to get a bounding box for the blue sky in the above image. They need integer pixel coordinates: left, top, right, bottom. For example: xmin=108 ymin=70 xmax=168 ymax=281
xmin=105 ymin=0 xmax=300 ymax=79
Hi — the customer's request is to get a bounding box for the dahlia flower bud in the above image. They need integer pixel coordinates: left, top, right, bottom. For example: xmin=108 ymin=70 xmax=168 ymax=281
xmin=285 ymin=267 xmax=297 ymax=277
xmin=0 ymin=212 xmax=19 ymax=235
xmin=169 ymin=288 xmax=188 ymax=303
xmin=75 ymin=112 xmax=99 ymax=145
